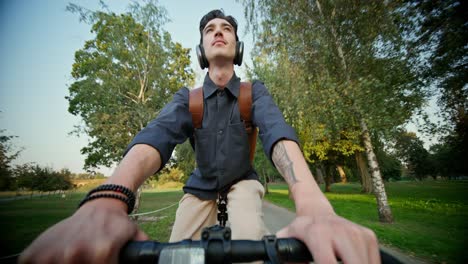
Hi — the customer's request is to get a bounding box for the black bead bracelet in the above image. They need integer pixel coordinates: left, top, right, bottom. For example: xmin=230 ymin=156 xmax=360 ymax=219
xmin=78 ymin=184 xmax=136 ymax=214
xmin=88 ymin=184 xmax=136 ymax=203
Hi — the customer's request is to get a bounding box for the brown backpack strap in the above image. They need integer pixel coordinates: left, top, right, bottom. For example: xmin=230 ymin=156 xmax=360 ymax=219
xmin=239 ymin=82 xmax=252 ymax=132
xmin=189 ymin=83 xmax=258 ymax=164
xmin=239 ymin=82 xmax=258 ymax=164
xmin=189 ymin=87 xmax=203 ymax=129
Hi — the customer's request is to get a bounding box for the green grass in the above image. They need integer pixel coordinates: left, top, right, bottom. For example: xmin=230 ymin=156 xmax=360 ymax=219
xmin=0 ymin=192 xmax=81 ymax=256
xmin=2 ymin=181 xmax=466 ymax=263
xmin=0 ymin=189 xmax=183 ymax=257
xmin=265 ymin=181 xmax=468 ymax=264
xmin=136 ymin=190 xmax=183 ymax=242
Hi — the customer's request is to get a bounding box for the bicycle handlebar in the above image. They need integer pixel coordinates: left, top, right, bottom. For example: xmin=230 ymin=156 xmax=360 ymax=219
xmin=120 ymin=238 xmax=313 ymax=263
xmin=120 ymin=229 xmax=403 ymax=264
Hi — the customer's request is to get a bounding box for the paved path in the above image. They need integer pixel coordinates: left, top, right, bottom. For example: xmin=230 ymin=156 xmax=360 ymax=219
xmin=262 ymin=201 xmax=295 ymax=234
xmin=262 ymin=201 xmax=429 ymax=264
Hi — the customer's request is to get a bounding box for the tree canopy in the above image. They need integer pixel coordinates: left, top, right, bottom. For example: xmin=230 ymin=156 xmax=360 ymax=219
xmin=405 ymin=0 xmax=467 ymax=176
xmin=66 ymin=1 xmax=194 ymax=170
xmin=0 ymin=129 xmax=22 ymax=190
xmin=242 ymin=0 xmax=433 ymax=222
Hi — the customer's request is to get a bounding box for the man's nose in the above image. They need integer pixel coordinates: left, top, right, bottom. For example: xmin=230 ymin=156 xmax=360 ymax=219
xmin=214 ymin=27 xmax=223 ymax=37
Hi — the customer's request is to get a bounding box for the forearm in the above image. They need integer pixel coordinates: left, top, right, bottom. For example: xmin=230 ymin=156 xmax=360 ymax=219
xmin=104 ymin=144 xmax=162 ymax=192
xmin=272 ymin=140 xmax=334 ymax=215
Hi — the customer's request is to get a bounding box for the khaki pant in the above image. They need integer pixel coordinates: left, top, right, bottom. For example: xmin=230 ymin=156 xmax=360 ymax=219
xmin=169 ymin=180 xmax=269 ymax=242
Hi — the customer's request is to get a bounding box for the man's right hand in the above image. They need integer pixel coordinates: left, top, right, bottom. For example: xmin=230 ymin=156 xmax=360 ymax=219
xmin=19 ymin=198 xmax=149 ymax=264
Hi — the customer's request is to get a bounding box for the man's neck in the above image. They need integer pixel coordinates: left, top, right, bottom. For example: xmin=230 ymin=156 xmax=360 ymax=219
xmin=208 ymin=62 xmax=234 ymax=88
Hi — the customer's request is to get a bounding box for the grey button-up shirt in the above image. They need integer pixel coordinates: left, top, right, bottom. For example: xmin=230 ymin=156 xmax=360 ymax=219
xmin=125 ymin=73 xmax=298 ymax=200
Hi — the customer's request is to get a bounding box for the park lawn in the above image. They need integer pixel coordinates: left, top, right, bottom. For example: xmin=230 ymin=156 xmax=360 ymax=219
xmin=0 ymin=189 xmax=183 ymax=257
xmin=1 ymin=181 xmax=466 ymax=263
xmin=265 ymin=181 xmax=468 ymax=264
xmin=136 ymin=190 xmax=183 ymax=242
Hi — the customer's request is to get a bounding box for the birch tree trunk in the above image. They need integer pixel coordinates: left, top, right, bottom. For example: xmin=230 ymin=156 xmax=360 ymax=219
xmin=337 ymin=165 xmax=347 ymax=183
xmin=360 ymin=119 xmax=393 ymax=223
xmin=356 ymin=152 xmax=373 ymax=193
xmin=316 ymin=0 xmax=393 ymax=222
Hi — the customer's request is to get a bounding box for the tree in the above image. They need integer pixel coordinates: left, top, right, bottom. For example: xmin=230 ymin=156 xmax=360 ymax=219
xmin=157 ymin=167 xmax=184 ymax=185
xmin=173 ymin=140 xmax=195 ymax=184
xmin=14 ymin=164 xmax=73 ymax=195
xmin=247 ymin=46 xmax=362 ymax=190
xmin=354 ymin=151 xmax=372 ymax=193
xmin=253 ymin=139 xmax=281 ymax=194
xmin=429 ymin=137 xmax=463 ymax=179
xmin=372 ymin=139 xmax=402 ymax=181
xmin=66 ymin=1 xmax=194 ymax=170
xmin=0 ymin=129 xmax=22 ymax=190
xmin=406 ymin=0 xmax=467 ymax=176
xmin=303 ymin=126 xmax=364 ymax=191
xmin=408 ymin=0 xmax=467 ymax=127
xmin=15 ymin=164 xmax=41 ymax=197
xmin=243 ymin=0 xmax=427 ymax=222
xmin=394 ymin=131 xmax=433 ymax=179
xmin=55 ymin=168 xmax=74 ymax=191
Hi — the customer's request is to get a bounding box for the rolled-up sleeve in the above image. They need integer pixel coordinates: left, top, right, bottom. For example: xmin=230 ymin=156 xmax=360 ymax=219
xmin=124 ymin=87 xmax=193 ymax=171
xmin=252 ymin=81 xmax=299 ymax=163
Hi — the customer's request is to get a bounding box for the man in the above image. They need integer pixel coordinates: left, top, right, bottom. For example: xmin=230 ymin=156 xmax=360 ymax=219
xmin=20 ymin=9 xmax=379 ymax=264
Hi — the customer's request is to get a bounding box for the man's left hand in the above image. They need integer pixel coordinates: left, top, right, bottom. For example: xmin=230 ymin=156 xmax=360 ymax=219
xmin=276 ymin=213 xmax=380 ymax=264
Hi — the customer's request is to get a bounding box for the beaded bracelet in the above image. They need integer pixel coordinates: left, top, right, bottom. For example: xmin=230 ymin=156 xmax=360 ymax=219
xmin=78 ymin=193 xmax=134 ymax=214
xmin=88 ymin=184 xmax=136 ymax=203
xmin=78 ymin=184 xmax=136 ymax=214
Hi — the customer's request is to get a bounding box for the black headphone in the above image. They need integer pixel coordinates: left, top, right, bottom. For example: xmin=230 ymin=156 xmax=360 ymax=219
xmin=196 ymin=41 xmax=244 ymax=69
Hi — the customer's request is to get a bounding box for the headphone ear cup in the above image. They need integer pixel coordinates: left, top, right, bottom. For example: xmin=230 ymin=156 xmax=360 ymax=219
xmin=196 ymin=44 xmax=209 ymax=69
xmin=234 ymin=41 xmax=244 ymax=66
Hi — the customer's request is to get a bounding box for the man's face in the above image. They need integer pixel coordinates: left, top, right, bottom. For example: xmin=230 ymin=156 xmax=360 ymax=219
xmin=202 ymin=18 xmax=237 ymax=64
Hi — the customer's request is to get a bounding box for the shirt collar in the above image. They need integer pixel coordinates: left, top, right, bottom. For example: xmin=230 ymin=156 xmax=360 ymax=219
xmin=203 ymin=72 xmax=240 ymax=99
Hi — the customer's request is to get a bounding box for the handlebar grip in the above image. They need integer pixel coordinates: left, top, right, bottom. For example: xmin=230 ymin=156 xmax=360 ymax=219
xmin=276 ymin=238 xmax=313 ymax=262
xmin=119 ymin=241 xmax=161 ymax=264
xmin=276 ymin=239 xmax=402 ymax=264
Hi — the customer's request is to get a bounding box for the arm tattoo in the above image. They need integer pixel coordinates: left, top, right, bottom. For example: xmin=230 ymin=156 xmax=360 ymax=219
xmin=272 ymin=141 xmax=298 ymax=186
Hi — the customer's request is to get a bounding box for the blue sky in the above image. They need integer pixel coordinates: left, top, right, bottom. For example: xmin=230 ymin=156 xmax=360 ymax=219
xmin=0 ymin=0 xmax=253 ymax=175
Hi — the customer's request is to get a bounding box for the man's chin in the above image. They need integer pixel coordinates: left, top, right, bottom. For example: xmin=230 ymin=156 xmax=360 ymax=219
xmin=208 ymin=53 xmax=235 ymax=63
